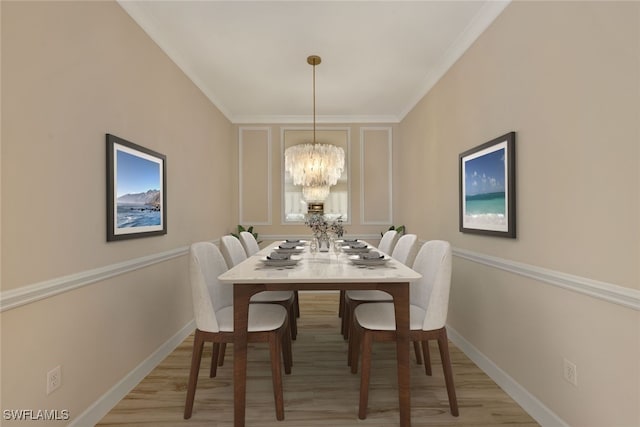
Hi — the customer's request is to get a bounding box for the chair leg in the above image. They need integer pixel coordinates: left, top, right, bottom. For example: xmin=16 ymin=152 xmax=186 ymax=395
xmin=338 ymin=290 xmax=345 ymax=317
xmin=348 ymin=317 xmax=361 ymax=371
xmin=340 ymin=297 xmax=350 ymax=338
xmin=269 ymin=331 xmax=285 ymax=420
xmin=294 ymin=290 xmax=300 ymax=318
xmin=358 ymin=329 xmax=373 ymax=420
xmin=217 ymin=343 xmax=226 ymax=366
xmin=413 ymin=341 xmax=423 ymax=365
xmin=282 ymin=322 xmax=293 ymax=374
xmin=210 ymin=343 xmax=220 ymax=378
xmin=184 ymin=330 xmax=206 ymax=419
xmin=421 ymin=340 xmax=432 ymax=375
xmin=343 ymin=298 xmax=357 ymax=340
xmin=437 ymin=329 xmax=459 ymax=416
xmin=288 ymin=302 xmax=298 ymax=340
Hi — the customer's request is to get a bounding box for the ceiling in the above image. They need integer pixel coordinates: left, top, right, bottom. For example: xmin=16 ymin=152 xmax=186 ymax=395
xmin=118 ymin=1 xmax=509 ymax=124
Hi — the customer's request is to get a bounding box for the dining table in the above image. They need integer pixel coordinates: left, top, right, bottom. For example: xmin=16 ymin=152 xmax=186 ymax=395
xmin=217 ymin=239 xmax=422 ymax=427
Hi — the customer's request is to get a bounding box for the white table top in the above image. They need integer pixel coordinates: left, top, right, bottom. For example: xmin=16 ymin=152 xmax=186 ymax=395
xmin=218 ymin=240 xmax=422 ymax=284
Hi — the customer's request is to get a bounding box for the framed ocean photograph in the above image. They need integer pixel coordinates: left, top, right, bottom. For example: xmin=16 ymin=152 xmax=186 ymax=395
xmin=106 ymin=134 xmax=167 ymax=241
xmin=459 ymin=132 xmax=515 ymax=238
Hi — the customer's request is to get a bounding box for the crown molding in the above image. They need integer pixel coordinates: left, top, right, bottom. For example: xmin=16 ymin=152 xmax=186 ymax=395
xmin=117 ymin=0 xmax=234 ymax=121
xmin=119 ymin=0 xmax=510 ymax=125
xmin=232 ymin=114 xmax=401 ymax=125
xmin=398 ymin=0 xmax=511 ymax=120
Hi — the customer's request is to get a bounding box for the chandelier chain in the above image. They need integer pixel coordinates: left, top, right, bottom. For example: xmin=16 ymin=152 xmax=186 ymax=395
xmin=312 ymin=57 xmax=316 ymax=143
xmin=284 ymin=55 xmax=344 ymax=203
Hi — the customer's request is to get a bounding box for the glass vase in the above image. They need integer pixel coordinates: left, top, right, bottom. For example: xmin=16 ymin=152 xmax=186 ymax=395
xmin=318 ymin=235 xmax=330 ymax=252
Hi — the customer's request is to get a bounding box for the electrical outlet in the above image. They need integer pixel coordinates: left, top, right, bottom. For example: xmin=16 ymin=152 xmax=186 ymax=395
xmin=563 ymin=358 xmax=577 ymax=386
xmin=47 ymin=365 xmax=61 ymax=394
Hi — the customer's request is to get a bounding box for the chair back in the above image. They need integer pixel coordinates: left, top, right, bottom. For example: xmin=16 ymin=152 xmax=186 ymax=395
xmin=391 ymin=234 xmax=418 ymax=266
xmin=239 ymin=231 xmax=260 ymax=256
xmin=220 ymin=235 xmax=248 ymax=268
xmin=377 ymin=230 xmax=398 ymax=254
xmin=410 ymin=240 xmax=452 ymax=331
xmin=189 ymin=242 xmax=232 ymax=333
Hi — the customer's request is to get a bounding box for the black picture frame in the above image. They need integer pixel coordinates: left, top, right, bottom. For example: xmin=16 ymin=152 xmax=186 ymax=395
xmin=459 ymin=132 xmax=516 ymax=238
xmin=106 ymin=134 xmax=167 ymax=241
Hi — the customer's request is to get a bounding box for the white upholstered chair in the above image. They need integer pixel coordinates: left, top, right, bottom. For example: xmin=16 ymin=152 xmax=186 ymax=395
xmin=389 ymin=233 xmax=418 ymax=267
xmin=338 ymin=229 xmax=399 ymax=319
xmin=239 ymin=231 xmax=301 ymax=320
xmin=239 ymin=230 xmax=260 ymax=256
xmin=220 ymin=235 xmax=297 ymax=340
xmin=341 ymin=234 xmax=418 ymax=340
xmin=348 ymin=240 xmax=458 ymax=419
xmin=220 ymin=235 xmax=249 ymax=267
xmin=377 ymin=229 xmax=399 ymax=254
xmin=184 ymin=242 xmax=292 ymax=420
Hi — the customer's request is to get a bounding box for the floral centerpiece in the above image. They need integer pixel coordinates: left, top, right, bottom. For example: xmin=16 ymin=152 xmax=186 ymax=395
xmin=305 ymin=214 xmax=345 ymax=249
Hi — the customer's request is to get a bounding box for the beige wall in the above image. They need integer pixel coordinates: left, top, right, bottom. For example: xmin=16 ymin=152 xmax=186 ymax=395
xmin=398 ymin=2 xmax=639 ymax=426
xmin=1 ymin=1 xmax=232 ymax=423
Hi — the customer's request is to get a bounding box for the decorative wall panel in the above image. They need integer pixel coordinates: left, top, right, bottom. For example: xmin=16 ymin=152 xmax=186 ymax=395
xmin=239 ymin=127 xmax=271 ymax=225
xmin=360 ymin=127 xmax=393 ymax=224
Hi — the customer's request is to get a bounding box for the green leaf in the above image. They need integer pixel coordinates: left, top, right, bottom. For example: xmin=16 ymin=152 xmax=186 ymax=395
xmin=231 ymin=224 xmax=260 ymax=242
xmin=381 ymin=224 xmax=406 ymax=236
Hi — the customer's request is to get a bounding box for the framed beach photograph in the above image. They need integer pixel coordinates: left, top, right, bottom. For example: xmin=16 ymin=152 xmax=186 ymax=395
xmin=459 ymin=132 xmax=516 ymax=238
xmin=106 ymin=134 xmax=167 ymax=241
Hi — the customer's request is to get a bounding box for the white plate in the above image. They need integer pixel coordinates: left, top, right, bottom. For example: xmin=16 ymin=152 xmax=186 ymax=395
xmin=342 ymin=246 xmax=371 ymax=254
xmin=260 ymin=256 xmax=301 ymax=267
xmin=274 ymin=246 xmax=305 ymax=253
xmin=348 ymin=255 xmax=390 ymax=266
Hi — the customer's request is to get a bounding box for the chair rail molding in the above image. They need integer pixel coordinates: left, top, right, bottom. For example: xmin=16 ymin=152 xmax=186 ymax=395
xmin=453 ymin=247 xmax=640 ymax=311
xmin=0 ymin=246 xmax=190 ymax=312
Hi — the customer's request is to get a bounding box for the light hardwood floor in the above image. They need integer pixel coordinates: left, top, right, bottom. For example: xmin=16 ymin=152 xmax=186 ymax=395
xmin=98 ymin=293 xmax=539 ymax=427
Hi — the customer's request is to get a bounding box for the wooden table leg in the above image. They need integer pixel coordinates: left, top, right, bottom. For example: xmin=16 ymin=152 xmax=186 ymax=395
xmin=380 ymin=282 xmax=411 ymax=427
xmin=233 ymin=284 xmax=263 ymax=427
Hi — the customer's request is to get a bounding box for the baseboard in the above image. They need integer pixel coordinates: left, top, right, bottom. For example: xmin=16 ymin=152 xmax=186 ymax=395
xmin=446 ymin=325 xmax=569 ymax=427
xmin=68 ymin=320 xmax=195 ymax=427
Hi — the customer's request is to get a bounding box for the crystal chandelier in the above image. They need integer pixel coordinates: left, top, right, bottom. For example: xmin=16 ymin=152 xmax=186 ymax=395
xmin=284 ymin=55 xmax=345 ymax=203
xmin=302 ymin=185 xmax=330 ymax=203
